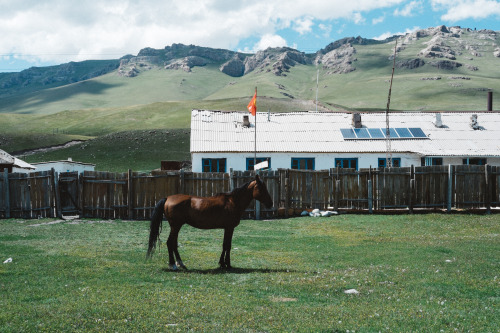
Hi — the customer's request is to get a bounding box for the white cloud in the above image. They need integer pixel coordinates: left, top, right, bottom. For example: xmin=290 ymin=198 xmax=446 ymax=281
xmin=373 ymin=26 xmax=421 ymax=40
xmin=352 ymin=12 xmax=366 ymax=24
xmin=253 ymin=34 xmax=288 ymax=51
xmin=0 ymin=0 xmax=413 ymax=66
xmin=394 ymin=1 xmax=423 ymax=17
xmin=293 ymin=16 xmax=314 ymax=35
xmin=319 ymin=23 xmax=332 ymax=38
xmin=431 ymin=0 xmax=500 ymax=21
xmin=372 ymin=15 xmax=386 ymax=24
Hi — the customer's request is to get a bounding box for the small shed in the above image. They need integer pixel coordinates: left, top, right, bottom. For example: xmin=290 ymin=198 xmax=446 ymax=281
xmin=0 ymin=149 xmax=36 ymax=173
xmin=31 ymin=158 xmax=95 ymax=174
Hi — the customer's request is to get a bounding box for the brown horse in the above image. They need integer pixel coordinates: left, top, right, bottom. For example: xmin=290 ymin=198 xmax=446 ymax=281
xmin=147 ymin=175 xmax=273 ymax=270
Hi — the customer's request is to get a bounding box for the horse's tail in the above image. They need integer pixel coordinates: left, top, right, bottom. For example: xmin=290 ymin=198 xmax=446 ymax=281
xmin=147 ymin=197 xmax=167 ymax=259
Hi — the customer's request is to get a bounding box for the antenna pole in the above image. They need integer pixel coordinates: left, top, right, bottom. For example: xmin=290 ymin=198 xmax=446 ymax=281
xmin=316 ymin=68 xmax=319 ymax=112
xmin=385 ymin=39 xmax=397 ymax=167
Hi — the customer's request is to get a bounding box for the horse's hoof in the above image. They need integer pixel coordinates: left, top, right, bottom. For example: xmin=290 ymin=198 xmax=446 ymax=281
xmin=169 ymin=264 xmax=178 ymax=271
xmin=176 ymin=261 xmax=188 ymax=270
xmin=219 ymin=263 xmax=232 ymax=270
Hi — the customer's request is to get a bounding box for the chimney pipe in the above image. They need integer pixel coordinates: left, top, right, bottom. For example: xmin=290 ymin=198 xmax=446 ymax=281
xmin=352 ymin=113 xmax=362 ymax=128
xmin=487 ymin=91 xmax=493 ymax=111
xmin=435 ymin=113 xmax=443 ymax=128
xmin=243 ymin=115 xmax=250 ymax=127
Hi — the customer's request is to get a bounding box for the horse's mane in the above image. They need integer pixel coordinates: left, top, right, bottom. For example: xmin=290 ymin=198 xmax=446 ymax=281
xmin=215 ymin=180 xmax=253 ymax=198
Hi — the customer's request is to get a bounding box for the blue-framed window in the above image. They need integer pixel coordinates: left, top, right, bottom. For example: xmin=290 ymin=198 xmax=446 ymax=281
xmin=202 ymin=158 xmax=227 ymax=172
xmin=246 ymin=157 xmax=271 ymax=171
xmin=335 ymin=158 xmax=358 ymax=170
xmin=463 ymin=158 xmax=487 ymax=165
xmin=291 ymin=158 xmax=315 ymax=170
xmin=421 ymin=157 xmax=443 ymax=166
xmin=378 ymin=158 xmax=401 ymax=168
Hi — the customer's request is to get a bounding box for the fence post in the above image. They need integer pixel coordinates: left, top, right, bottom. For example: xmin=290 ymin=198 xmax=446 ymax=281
xmin=485 ymin=164 xmax=491 ymax=214
xmin=4 ymin=169 xmax=10 ymax=219
xmin=52 ymin=168 xmax=62 ymax=218
xmin=285 ymin=169 xmax=290 ymax=218
xmin=128 ymin=169 xmax=133 ymax=220
xmin=447 ymin=164 xmax=453 ymax=212
xmin=367 ymin=179 xmax=373 ymax=213
xmin=229 ymin=169 xmax=234 ymax=191
xmin=180 ymin=169 xmax=185 ymax=194
xmin=334 ymin=180 xmax=340 ymax=211
xmin=409 ymin=165 xmax=415 ymax=214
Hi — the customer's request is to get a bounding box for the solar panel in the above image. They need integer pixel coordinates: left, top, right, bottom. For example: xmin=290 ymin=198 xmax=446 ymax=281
xmin=341 ymin=128 xmax=356 ymax=139
xmin=409 ymin=128 xmax=427 ymax=138
xmin=395 ymin=128 xmax=413 ymax=138
xmin=368 ymin=128 xmax=385 ymax=138
xmin=354 ymin=128 xmax=370 ymax=139
xmin=342 ymin=127 xmax=428 ymax=140
xmin=388 ymin=128 xmax=399 ymax=138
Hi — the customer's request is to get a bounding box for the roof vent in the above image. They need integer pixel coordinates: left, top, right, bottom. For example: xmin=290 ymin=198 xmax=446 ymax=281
xmin=470 ymin=114 xmax=480 ymax=130
xmin=242 ymin=115 xmax=251 ymax=128
xmin=352 ymin=113 xmax=362 ymax=128
xmin=434 ymin=113 xmax=443 ymax=128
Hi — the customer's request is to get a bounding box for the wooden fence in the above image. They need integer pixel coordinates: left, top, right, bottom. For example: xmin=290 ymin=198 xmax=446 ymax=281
xmin=1 ymin=165 xmax=499 ymax=219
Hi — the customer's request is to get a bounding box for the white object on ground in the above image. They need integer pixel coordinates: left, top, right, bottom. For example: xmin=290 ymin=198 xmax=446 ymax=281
xmin=344 ymin=289 xmax=359 ymax=294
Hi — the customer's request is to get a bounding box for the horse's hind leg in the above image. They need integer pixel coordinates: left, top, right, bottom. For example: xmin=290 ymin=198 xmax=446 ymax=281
xmin=172 ymin=228 xmax=187 ymax=270
xmin=166 ymin=227 xmax=179 ymax=271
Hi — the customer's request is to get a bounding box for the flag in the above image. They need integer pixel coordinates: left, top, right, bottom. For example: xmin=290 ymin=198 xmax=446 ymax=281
xmin=247 ymin=90 xmax=257 ymax=116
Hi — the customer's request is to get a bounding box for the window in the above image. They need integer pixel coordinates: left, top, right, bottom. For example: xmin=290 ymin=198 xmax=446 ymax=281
xmin=335 ymin=158 xmax=358 ymax=170
xmin=463 ymin=158 xmax=487 ymax=165
xmin=202 ymin=158 xmax=226 ymax=172
xmin=378 ymin=158 xmax=401 ymax=168
xmin=421 ymin=157 xmax=443 ymax=166
xmin=291 ymin=158 xmax=315 ymax=170
xmin=246 ymin=157 xmax=271 ymax=171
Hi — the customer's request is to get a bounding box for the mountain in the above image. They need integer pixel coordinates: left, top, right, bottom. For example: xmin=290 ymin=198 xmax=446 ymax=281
xmin=1 ymin=25 xmax=499 ymax=115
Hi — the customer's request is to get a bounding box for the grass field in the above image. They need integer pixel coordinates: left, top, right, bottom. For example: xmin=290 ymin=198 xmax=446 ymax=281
xmin=1 ymin=214 xmax=498 ymax=332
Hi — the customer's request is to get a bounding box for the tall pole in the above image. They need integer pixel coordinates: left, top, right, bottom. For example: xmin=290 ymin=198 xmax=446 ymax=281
xmin=316 ymin=69 xmax=319 ymax=112
xmin=386 ymin=39 xmax=397 ymax=168
xmin=254 ymin=87 xmax=257 ymax=169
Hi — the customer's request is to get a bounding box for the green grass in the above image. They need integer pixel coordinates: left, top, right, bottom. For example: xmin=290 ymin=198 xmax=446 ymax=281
xmin=19 ymin=129 xmax=191 ymax=172
xmin=1 ymin=214 xmax=498 ymax=332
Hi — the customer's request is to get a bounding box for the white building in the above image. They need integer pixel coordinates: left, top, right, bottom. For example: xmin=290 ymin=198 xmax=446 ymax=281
xmin=190 ymin=110 xmax=500 ymax=172
xmin=31 ymin=158 xmax=95 ymax=174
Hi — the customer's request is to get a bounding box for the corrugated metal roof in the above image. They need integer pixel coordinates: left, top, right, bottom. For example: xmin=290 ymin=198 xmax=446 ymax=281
xmin=190 ymin=110 xmax=500 ymax=156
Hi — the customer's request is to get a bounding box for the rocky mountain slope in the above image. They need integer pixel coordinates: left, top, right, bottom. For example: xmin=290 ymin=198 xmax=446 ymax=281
xmin=1 ymin=25 xmax=499 ymax=112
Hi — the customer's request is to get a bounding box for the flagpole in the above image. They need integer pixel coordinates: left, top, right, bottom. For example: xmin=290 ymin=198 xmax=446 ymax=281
xmin=254 ymin=87 xmax=257 ymax=170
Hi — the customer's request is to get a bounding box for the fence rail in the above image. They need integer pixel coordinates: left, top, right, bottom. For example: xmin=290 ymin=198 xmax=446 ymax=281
xmin=1 ymin=165 xmax=499 ymax=220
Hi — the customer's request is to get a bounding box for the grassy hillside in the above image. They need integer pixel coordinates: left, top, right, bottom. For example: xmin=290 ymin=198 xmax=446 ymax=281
xmin=19 ymin=129 xmax=191 ymax=172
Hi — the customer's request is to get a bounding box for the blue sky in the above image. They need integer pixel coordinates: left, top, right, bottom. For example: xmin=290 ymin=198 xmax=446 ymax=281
xmin=1 ymin=0 xmax=500 ymax=72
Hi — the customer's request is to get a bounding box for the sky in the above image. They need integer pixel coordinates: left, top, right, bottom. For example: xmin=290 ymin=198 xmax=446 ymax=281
xmin=1 ymin=0 xmax=500 ymax=72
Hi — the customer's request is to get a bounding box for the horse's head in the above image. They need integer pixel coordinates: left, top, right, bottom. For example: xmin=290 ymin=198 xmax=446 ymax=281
xmin=252 ymin=175 xmax=273 ymax=209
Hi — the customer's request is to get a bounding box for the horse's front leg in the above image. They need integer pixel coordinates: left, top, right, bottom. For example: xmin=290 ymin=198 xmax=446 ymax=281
xmin=219 ymin=227 xmax=234 ymax=269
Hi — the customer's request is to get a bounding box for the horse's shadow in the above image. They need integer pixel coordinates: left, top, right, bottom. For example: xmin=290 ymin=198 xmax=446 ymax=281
xmin=161 ymin=267 xmax=298 ymax=275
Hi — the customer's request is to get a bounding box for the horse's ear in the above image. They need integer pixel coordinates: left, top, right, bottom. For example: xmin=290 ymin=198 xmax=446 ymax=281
xmin=255 ymin=174 xmax=260 ymax=182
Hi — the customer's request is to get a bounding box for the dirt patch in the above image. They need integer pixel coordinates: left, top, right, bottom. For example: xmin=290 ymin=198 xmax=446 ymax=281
xmin=270 ymin=296 xmax=298 ymax=302
xmin=28 ymin=217 xmax=114 ymax=227
xmin=13 ymin=140 xmax=84 ymax=157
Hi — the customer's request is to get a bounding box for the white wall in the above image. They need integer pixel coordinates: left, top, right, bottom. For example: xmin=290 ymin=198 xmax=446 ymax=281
xmin=32 ymin=161 xmax=95 ymax=174
xmin=192 ymin=152 xmax=423 ymax=172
